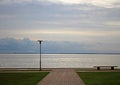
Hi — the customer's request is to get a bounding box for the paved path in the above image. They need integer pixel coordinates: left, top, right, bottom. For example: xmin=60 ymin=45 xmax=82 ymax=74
xmin=37 ymin=69 xmax=85 ymax=85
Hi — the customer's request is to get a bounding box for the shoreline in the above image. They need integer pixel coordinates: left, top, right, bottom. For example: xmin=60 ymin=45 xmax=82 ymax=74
xmin=1 ymin=53 xmax=120 ymax=54
xmin=0 ymin=68 xmax=120 ymax=72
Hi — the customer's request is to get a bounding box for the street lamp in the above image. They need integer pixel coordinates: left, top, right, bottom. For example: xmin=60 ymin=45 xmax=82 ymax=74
xmin=38 ymin=40 xmax=43 ymax=71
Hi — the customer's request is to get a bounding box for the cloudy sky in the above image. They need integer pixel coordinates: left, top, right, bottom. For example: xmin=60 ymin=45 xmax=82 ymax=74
xmin=0 ymin=0 xmax=120 ymax=53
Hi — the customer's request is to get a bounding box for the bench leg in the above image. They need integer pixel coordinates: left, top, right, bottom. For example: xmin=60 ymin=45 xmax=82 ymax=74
xmin=111 ymin=67 xmax=114 ymax=70
xmin=97 ymin=67 xmax=100 ymax=70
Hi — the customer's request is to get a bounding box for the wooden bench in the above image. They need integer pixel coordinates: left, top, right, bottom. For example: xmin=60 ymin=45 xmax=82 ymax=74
xmin=94 ymin=66 xmax=118 ymax=70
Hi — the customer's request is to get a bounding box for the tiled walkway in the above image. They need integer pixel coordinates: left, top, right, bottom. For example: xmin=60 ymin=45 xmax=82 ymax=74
xmin=37 ymin=69 xmax=85 ymax=85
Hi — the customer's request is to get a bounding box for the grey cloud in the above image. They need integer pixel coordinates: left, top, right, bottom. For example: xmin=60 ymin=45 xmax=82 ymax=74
xmin=1 ymin=0 xmax=120 ymax=8
xmin=0 ymin=38 xmax=120 ymax=53
xmin=0 ymin=0 xmax=120 ymax=49
xmin=0 ymin=38 xmax=87 ymax=53
xmin=0 ymin=2 xmax=120 ymax=32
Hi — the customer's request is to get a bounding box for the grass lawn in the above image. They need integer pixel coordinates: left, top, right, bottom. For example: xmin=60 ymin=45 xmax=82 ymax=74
xmin=78 ymin=72 xmax=120 ymax=85
xmin=0 ymin=72 xmax=49 ymax=85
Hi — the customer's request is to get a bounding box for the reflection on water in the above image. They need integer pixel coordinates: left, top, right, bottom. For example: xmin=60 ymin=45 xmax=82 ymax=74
xmin=0 ymin=54 xmax=120 ymax=68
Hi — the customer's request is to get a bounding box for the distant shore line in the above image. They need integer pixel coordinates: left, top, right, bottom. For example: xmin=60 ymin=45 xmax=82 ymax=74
xmin=1 ymin=53 xmax=120 ymax=54
xmin=0 ymin=68 xmax=120 ymax=72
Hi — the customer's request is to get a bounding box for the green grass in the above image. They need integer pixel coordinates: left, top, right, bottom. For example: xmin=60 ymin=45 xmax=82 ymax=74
xmin=0 ymin=72 xmax=49 ymax=85
xmin=78 ymin=72 xmax=120 ymax=85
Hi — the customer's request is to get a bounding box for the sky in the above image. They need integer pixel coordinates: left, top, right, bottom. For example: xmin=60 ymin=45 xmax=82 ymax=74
xmin=0 ymin=0 xmax=120 ymax=53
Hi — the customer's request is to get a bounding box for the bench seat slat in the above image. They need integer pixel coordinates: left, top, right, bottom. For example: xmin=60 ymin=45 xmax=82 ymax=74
xmin=94 ymin=66 xmax=118 ymax=70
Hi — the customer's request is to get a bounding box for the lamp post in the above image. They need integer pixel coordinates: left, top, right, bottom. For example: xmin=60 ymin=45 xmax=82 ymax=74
xmin=38 ymin=40 xmax=43 ymax=71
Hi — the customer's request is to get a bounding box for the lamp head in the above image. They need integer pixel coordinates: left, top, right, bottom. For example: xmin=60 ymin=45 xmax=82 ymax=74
xmin=38 ymin=40 xmax=43 ymax=44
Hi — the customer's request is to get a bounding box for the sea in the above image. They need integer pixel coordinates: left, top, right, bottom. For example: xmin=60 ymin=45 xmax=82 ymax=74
xmin=0 ymin=54 xmax=120 ymax=68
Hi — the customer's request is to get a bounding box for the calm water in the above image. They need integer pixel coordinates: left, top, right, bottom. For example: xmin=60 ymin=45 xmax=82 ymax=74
xmin=0 ymin=54 xmax=120 ymax=68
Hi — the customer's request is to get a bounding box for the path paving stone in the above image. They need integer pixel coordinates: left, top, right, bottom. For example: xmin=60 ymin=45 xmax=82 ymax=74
xmin=37 ymin=69 xmax=85 ymax=85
